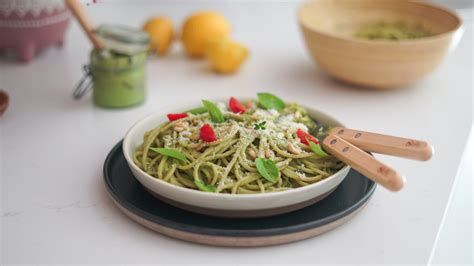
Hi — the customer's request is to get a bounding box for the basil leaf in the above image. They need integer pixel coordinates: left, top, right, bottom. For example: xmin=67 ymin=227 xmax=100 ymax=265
xmin=149 ymin=147 xmax=188 ymax=162
xmin=309 ymin=141 xmax=329 ymax=157
xmin=194 ymin=180 xmax=217 ymax=192
xmin=255 ymin=157 xmax=280 ymax=182
xmin=186 ymin=106 xmax=207 ymax=115
xmin=254 ymin=121 xmax=267 ymax=130
xmin=257 ymin=93 xmax=285 ymax=111
xmin=202 ymin=100 xmax=225 ymax=123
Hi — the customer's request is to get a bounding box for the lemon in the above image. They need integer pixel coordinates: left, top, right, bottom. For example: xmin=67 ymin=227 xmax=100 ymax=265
xmin=142 ymin=17 xmax=174 ymax=55
xmin=206 ymin=38 xmax=249 ymax=74
xmin=181 ymin=11 xmax=231 ymax=58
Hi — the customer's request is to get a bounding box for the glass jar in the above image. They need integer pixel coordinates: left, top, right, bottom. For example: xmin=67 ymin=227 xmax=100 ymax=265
xmin=73 ymin=24 xmax=150 ymax=108
xmin=90 ymin=50 xmax=147 ymax=108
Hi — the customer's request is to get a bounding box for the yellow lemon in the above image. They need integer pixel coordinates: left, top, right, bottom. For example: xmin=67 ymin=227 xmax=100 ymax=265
xmin=181 ymin=11 xmax=230 ymax=58
xmin=206 ymin=38 xmax=249 ymax=74
xmin=142 ymin=17 xmax=174 ymax=55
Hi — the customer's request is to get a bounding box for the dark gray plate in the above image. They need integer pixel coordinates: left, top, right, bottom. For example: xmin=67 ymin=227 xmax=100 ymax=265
xmin=104 ymin=141 xmax=376 ymax=238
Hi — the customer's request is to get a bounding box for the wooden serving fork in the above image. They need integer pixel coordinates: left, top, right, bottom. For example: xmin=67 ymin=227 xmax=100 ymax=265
xmin=329 ymin=127 xmax=433 ymax=161
xmin=317 ymin=128 xmax=433 ymax=192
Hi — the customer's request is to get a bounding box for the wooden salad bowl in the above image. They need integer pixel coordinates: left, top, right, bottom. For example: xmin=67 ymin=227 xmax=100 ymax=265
xmin=298 ymin=0 xmax=463 ymax=89
xmin=0 ymin=90 xmax=9 ymax=116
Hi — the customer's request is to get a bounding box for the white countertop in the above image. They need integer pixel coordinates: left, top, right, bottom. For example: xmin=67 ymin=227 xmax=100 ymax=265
xmin=1 ymin=0 xmax=472 ymax=264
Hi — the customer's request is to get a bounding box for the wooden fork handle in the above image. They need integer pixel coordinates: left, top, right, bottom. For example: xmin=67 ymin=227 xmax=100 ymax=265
xmin=322 ymin=135 xmax=405 ymax=192
xmin=330 ymin=127 xmax=433 ymax=161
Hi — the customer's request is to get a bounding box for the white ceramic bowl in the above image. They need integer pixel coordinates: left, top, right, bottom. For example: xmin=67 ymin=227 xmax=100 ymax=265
xmin=123 ymin=99 xmax=351 ymax=217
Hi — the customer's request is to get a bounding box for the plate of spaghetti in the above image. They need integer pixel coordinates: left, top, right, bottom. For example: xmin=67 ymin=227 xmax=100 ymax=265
xmin=123 ymin=93 xmax=351 ymax=217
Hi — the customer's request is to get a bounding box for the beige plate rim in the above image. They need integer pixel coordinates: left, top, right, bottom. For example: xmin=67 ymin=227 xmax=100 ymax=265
xmin=109 ymin=195 xmax=371 ymax=247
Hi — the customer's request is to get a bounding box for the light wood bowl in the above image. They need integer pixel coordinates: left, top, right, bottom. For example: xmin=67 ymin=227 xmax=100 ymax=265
xmin=298 ymin=0 xmax=463 ymax=89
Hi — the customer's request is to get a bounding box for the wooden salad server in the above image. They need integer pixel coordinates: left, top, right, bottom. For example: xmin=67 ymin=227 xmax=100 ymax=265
xmin=320 ymin=135 xmax=405 ymax=192
xmin=65 ymin=0 xmax=104 ymax=49
xmin=329 ymin=127 xmax=434 ymax=161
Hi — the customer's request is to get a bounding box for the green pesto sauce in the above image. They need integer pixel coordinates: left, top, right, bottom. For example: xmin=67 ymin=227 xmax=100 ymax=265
xmin=355 ymin=21 xmax=432 ymax=41
xmin=90 ymin=50 xmax=147 ymax=108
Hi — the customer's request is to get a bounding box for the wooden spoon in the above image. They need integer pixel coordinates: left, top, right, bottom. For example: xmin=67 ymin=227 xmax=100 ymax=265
xmin=65 ymin=0 xmax=103 ymax=49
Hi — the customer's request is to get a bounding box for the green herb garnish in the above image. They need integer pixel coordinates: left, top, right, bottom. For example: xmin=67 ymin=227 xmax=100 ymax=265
xmin=255 ymin=157 xmax=280 ymax=182
xmin=257 ymin=93 xmax=286 ymax=111
xmin=309 ymin=141 xmax=329 ymax=157
xmin=194 ymin=180 xmax=217 ymax=192
xmin=149 ymin=147 xmax=188 ymax=162
xmin=254 ymin=121 xmax=267 ymax=130
xmin=202 ymin=100 xmax=225 ymax=123
xmin=186 ymin=106 xmax=208 ymax=115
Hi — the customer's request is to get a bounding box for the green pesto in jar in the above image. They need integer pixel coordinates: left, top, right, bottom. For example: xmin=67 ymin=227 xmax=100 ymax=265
xmin=90 ymin=50 xmax=147 ymax=108
xmin=355 ymin=21 xmax=432 ymax=41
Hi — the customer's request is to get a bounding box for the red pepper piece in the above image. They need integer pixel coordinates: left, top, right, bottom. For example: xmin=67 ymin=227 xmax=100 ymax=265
xmin=296 ymin=128 xmax=319 ymax=145
xmin=200 ymin=123 xmax=217 ymax=142
xmin=229 ymin=97 xmax=247 ymax=114
xmin=245 ymin=101 xmax=253 ymax=109
xmin=167 ymin=113 xmax=188 ymax=121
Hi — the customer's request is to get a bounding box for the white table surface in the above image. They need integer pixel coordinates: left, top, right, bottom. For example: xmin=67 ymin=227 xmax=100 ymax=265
xmin=1 ymin=0 xmax=473 ymax=264
xmin=429 ymin=126 xmax=473 ymax=264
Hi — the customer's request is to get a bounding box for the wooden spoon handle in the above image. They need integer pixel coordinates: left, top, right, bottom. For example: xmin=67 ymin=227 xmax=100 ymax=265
xmin=322 ymin=135 xmax=405 ymax=192
xmin=65 ymin=0 xmax=103 ymax=49
xmin=330 ymin=127 xmax=433 ymax=161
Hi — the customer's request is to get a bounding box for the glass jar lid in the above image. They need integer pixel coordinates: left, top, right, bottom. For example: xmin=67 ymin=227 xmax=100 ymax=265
xmin=95 ymin=24 xmax=150 ymax=55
